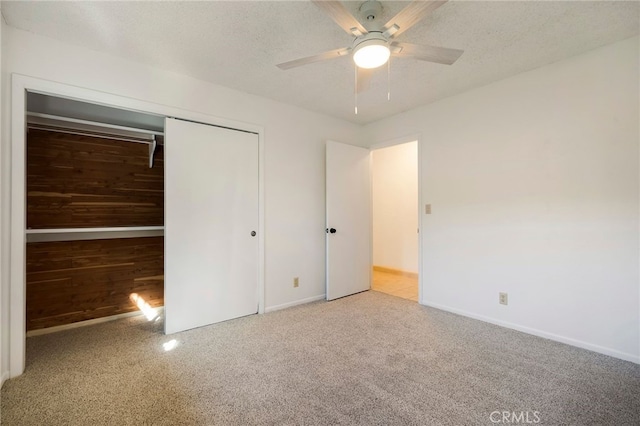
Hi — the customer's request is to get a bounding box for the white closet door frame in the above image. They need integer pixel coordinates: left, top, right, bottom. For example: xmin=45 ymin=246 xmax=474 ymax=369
xmin=9 ymin=75 xmax=265 ymax=378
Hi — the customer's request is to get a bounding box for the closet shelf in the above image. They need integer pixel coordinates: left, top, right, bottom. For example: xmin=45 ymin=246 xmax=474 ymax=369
xmin=26 ymin=226 xmax=164 ymax=234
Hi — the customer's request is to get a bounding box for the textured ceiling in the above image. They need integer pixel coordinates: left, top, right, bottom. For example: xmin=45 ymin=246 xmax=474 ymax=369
xmin=2 ymin=1 xmax=639 ymax=125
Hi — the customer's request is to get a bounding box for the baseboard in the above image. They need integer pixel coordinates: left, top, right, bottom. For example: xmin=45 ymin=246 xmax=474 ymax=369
xmin=265 ymin=295 xmax=325 ymax=313
xmin=421 ymin=301 xmax=640 ymax=364
xmin=1 ymin=370 xmax=9 ymax=388
xmin=373 ymin=265 xmax=418 ymax=279
xmin=26 ymin=307 xmax=164 ymax=337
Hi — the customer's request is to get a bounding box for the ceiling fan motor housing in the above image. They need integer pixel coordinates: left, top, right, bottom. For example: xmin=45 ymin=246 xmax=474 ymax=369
xmin=359 ymin=0 xmax=383 ymax=23
xmin=353 ymin=31 xmax=388 ymax=50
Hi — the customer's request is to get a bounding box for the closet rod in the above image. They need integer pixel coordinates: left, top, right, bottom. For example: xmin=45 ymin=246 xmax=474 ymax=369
xmin=27 ymin=113 xmax=161 ymax=168
xmin=27 ymin=124 xmax=156 ymax=146
xmin=26 ymin=112 xmax=164 ymax=138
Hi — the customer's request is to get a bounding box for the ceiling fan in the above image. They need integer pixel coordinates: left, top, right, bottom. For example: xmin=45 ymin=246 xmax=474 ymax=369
xmin=277 ymin=0 xmax=464 ymax=79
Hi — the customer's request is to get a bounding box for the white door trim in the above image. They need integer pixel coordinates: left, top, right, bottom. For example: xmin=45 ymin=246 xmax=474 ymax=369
xmin=370 ymin=134 xmax=424 ymax=305
xmin=9 ymin=74 xmax=266 ymax=378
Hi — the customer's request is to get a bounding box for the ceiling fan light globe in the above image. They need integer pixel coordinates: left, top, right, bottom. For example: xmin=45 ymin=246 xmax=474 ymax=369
xmin=353 ymin=40 xmax=390 ymax=69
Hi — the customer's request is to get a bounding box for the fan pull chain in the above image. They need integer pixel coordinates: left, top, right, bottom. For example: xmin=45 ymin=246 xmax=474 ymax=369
xmin=354 ymin=65 xmax=358 ymax=115
xmin=387 ymin=57 xmax=391 ymax=101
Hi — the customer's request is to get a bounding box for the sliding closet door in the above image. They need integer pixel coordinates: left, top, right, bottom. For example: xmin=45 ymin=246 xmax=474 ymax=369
xmin=164 ymin=118 xmax=258 ymax=334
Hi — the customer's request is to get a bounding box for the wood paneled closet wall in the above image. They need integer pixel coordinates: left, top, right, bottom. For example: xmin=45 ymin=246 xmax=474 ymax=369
xmin=26 ymin=127 xmax=165 ymax=331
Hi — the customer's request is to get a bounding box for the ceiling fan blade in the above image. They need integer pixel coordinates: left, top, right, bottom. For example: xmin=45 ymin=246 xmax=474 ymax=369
xmin=277 ymin=47 xmax=351 ymax=70
xmin=391 ymin=42 xmax=463 ymax=65
xmin=312 ymin=0 xmax=368 ymax=36
xmin=356 ymin=67 xmax=373 ymax=94
xmin=383 ymin=0 xmax=448 ymax=39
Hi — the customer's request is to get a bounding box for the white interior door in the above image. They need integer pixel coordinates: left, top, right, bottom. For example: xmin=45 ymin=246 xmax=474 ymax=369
xmin=326 ymin=140 xmax=371 ymax=300
xmin=164 ymin=118 xmax=258 ymax=334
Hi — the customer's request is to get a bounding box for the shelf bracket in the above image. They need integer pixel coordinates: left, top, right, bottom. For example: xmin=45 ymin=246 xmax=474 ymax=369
xmin=149 ymin=137 xmax=157 ymax=168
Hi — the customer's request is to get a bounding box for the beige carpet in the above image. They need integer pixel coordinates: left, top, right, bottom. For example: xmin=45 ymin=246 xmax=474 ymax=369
xmin=1 ymin=291 xmax=639 ymax=425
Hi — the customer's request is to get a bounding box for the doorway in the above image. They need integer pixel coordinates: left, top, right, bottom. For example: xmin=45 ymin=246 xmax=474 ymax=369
xmin=371 ymin=141 xmax=419 ymax=301
xmin=24 ymin=94 xmax=259 ymax=336
xmin=25 ymin=92 xmax=167 ymax=335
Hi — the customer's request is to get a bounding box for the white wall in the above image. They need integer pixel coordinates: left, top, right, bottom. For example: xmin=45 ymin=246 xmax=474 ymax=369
xmin=364 ymin=36 xmax=640 ymax=363
xmin=372 ymin=142 xmax=418 ymax=273
xmin=0 ymin=27 xmax=365 ymax=380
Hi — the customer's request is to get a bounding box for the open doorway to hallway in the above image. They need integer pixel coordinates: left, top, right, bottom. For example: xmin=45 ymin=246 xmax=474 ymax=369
xmin=371 ymin=141 xmax=419 ymax=302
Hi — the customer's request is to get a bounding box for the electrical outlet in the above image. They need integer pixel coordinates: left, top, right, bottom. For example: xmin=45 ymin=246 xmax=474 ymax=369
xmin=499 ymin=292 xmax=508 ymax=305
xmin=293 ymin=277 xmax=299 ymax=288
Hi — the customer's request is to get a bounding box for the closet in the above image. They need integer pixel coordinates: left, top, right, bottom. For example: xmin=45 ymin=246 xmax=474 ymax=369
xmin=10 ymin=81 xmax=263 ymax=376
xmin=22 ymin=91 xmax=260 ymax=338
xmin=25 ymin=93 xmax=166 ymax=333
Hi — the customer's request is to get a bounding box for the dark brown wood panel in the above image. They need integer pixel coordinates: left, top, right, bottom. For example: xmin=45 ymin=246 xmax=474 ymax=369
xmin=26 ymin=237 xmax=164 ymax=331
xmin=27 ymin=129 xmax=164 ymax=229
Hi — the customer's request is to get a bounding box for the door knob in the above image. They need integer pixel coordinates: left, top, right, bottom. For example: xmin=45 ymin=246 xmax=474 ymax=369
xmin=251 ymin=231 xmax=256 ymax=237
xmin=326 ymin=228 xmax=337 ymax=234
